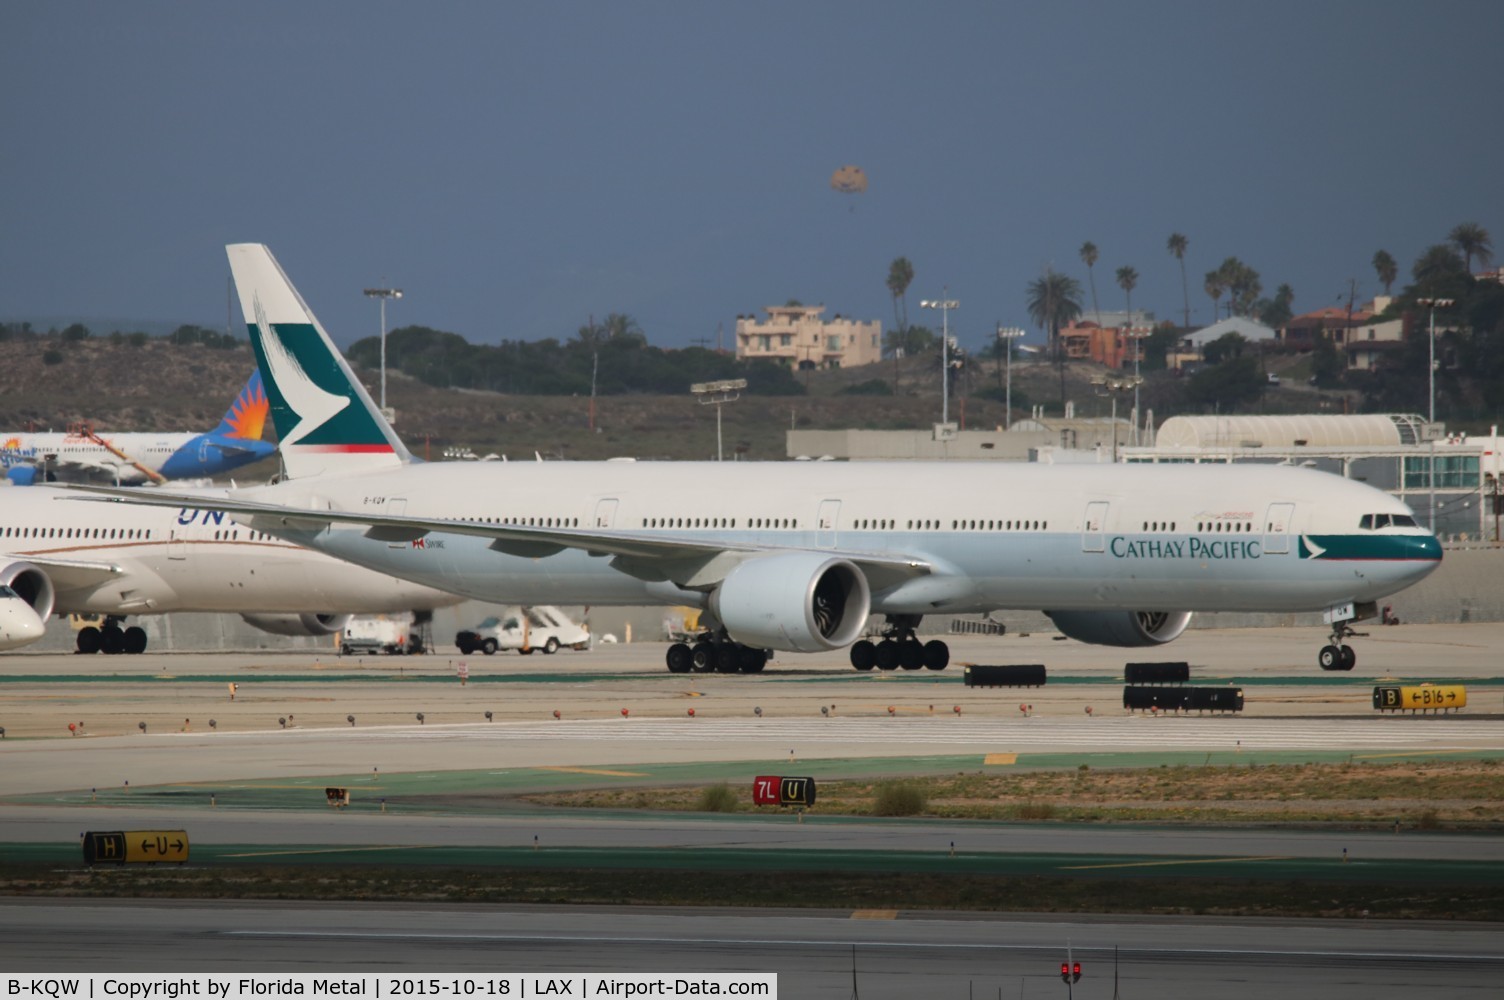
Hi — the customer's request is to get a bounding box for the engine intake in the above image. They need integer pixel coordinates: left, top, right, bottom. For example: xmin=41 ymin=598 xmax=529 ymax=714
xmin=240 ymin=612 xmax=353 ymax=637
xmin=1044 ymin=610 xmax=1193 ymax=647
xmin=709 ymin=553 xmax=870 ymax=653
xmin=0 ymin=561 xmax=57 ymax=619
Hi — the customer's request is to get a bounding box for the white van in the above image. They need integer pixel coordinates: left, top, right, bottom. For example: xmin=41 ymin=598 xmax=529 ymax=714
xmin=455 ymin=606 xmax=590 ymax=655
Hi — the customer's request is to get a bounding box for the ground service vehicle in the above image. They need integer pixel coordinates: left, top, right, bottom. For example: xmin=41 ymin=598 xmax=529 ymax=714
xmin=455 ymin=606 xmax=589 ymax=655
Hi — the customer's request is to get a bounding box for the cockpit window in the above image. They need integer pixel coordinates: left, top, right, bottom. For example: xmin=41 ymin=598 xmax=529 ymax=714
xmin=1360 ymin=513 xmax=1417 ymax=530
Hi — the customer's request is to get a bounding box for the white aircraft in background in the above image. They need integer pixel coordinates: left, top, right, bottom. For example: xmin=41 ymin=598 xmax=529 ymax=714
xmin=0 ymin=584 xmax=45 ymax=650
xmin=80 ymin=243 xmax=1442 ymax=672
xmin=1 ymin=484 xmax=463 ymax=654
xmin=1 ymin=372 xmax=277 ymax=486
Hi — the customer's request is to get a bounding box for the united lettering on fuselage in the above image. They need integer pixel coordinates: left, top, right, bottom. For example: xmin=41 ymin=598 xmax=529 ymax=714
xmin=176 ymin=509 xmax=229 ymax=527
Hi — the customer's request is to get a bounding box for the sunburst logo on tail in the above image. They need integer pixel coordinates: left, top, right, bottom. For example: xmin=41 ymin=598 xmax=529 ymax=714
xmin=222 ymin=372 xmax=271 ymax=440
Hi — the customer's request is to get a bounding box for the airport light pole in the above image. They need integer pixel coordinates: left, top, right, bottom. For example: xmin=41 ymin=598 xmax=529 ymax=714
xmin=1125 ymin=324 xmax=1152 ymax=444
xmin=691 ymin=379 xmax=747 ymax=461
xmin=1416 ymin=297 xmax=1454 ymax=425
xmin=1090 ymin=374 xmax=1141 ymax=462
xmin=995 ymin=325 xmax=1026 ymax=430
xmin=921 ymin=292 xmax=959 ymax=425
xmin=364 ymin=285 xmax=404 ymax=414
xmin=1417 ymin=297 xmax=1453 ymax=534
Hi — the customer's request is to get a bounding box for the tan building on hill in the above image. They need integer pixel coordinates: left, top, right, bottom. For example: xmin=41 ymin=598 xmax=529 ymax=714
xmin=735 ymin=305 xmax=881 ymax=369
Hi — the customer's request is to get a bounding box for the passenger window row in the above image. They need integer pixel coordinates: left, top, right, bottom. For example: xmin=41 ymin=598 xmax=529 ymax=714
xmin=1139 ymin=521 xmax=1178 ymax=532
xmin=477 ymin=516 xmax=581 ymax=528
xmin=1196 ymin=521 xmax=1253 ymax=533
xmin=2 ymin=526 xmax=152 ymax=540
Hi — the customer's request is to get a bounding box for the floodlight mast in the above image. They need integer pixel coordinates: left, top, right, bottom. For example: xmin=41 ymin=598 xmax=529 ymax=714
xmin=364 ymin=286 xmax=404 ymax=413
xmin=921 ymin=293 xmax=959 ymax=425
xmin=691 ymin=378 xmax=747 ymax=461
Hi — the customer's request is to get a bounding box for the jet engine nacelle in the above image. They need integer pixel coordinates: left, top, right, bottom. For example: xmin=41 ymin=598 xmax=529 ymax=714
xmin=1044 ymin=610 xmax=1193 ymax=647
xmin=0 ymin=560 xmax=57 ymax=619
xmin=240 ymin=612 xmax=353 ymax=637
xmin=709 ymin=553 xmax=870 ymax=653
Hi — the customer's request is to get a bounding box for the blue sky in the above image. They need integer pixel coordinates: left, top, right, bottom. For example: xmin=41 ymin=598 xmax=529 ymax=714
xmin=3 ymin=2 xmax=1501 ymax=353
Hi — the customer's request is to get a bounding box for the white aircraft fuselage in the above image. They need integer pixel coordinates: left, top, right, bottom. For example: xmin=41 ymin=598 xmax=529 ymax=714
xmin=244 ymin=458 xmax=1440 ymax=616
xmin=0 ymin=485 xmax=462 ymax=652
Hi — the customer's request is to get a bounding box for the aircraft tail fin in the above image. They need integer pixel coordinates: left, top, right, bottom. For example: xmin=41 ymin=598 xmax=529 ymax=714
xmin=226 ymin=243 xmax=411 ymax=479
xmin=211 ymin=371 xmax=271 ymax=440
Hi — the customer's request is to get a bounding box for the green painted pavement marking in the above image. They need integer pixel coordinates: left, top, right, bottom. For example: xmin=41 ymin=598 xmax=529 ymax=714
xmin=9 ymin=748 xmax=1504 ymax=813
xmin=4 ymin=842 xmax=1499 ymax=884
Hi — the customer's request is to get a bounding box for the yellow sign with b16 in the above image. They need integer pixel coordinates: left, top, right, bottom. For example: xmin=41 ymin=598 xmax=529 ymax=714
xmin=1372 ymin=685 xmax=1467 ymax=712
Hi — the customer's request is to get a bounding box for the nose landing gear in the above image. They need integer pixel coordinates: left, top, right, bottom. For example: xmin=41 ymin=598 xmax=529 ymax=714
xmin=1317 ymin=601 xmax=1376 ymax=671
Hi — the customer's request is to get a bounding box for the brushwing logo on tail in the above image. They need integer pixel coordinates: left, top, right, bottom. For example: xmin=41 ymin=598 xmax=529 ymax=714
xmin=249 ymin=296 xmax=393 ymax=454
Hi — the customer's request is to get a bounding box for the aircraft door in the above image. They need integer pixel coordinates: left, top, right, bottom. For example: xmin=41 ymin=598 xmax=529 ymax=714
xmin=593 ymin=498 xmax=618 ymax=528
xmin=1263 ymin=502 xmax=1295 ymax=555
xmin=1082 ymin=501 xmax=1109 ymax=553
xmin=817 ymin=499 xmax=841 ymax=548
xmin=167 ymin=529 xmax=187 ymax=561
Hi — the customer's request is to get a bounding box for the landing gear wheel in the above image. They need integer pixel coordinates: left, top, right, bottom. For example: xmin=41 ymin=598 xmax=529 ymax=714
xmin=100 ymin=625 xmax=124 ymax=655
xmin=849 ymin=639 xmax=876 ymax=671
xmin=543 ymin=637 xmax=560 ymax=655
xmin=123 ymin=626 xmax=147 ymax=655
xmin=714 ymin=644 xmax=740 ymax=673
xmin=874 ymin=639 xmax=900 ymax=670
xmin=1318 ymin=644 xmax=1341 ymax=670
xmin=1340 ymin=645 xmax=1357 ymax=670
xmin=899 ymin=641 xmax=924 ymax=670
xmin=76 ymin=626 xmax=101 ymax=655
xmin=690 ymin=642 xmax=717 ymax=673
xmin=738 ymin=647 xmax=767 ymax=673
xmin=665 ymin=642 xmax=693 ymax=673
xmin=922 ymin=639 xmax=950 ymax=671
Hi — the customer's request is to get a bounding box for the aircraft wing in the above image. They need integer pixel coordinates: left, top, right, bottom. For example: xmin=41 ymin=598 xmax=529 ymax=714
xmin=3 ymin=551 xmax=124 ymax=592
xmin=64 ymin=485 xmax=933 ymax=591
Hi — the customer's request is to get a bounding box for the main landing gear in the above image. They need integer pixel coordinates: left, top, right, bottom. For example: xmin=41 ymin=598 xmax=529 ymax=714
xmin=848 ymin=615 xmax=950 ymax=672
xmin=75 ymin=616 xmax=148 ymax=655
xmin=665 ymin=631 xmax=771 ymax=674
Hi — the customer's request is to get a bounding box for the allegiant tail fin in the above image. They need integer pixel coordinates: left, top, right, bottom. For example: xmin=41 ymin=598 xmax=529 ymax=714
xmin=226 ymin=243 xmax=410 ymax=479
xmin=211 ymin=371 xmax=270 ymax=440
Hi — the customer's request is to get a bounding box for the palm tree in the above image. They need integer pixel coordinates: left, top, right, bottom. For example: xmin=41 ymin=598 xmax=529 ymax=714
xmin=1167 ymin=233 xmax=1190 ymax=328
xmin=1372 ymin=250 xmax=1398 ymax=295
xmin=885 ymin=257 xmax=915 ymax=381
xmin=885 ymin=258 xmax=915 ymax=336
xmin=1204 ymin=270 xmax=1225 ymax=322
xmin=1448 ymin=222 xmax=1493 ymax=274
xmin=1412 ymin=244 xmax=1467 ymax=295
xmin=1079 ymin=242 xmax=1102 ymax=325
xmin=1115 ymin=266 xmax=1139 ymax=324
xmin=1026 ymin=269 xmax=1085 ymax=405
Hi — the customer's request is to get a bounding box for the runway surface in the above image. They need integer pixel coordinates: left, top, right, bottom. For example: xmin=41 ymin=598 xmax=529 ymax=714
xmin=3 ymin=625 xmax=1502 ymax=995
xmin=2 ymin=899 xmax=1501 ymax=999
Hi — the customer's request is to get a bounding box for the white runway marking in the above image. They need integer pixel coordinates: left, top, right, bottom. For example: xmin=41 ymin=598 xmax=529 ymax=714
xmin=217 ymin=716 xmax=1503 ymax=752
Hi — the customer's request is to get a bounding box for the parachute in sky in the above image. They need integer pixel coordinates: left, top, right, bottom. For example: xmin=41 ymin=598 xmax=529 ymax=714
xmin=830 ymin=165 xmax=868 ymax=194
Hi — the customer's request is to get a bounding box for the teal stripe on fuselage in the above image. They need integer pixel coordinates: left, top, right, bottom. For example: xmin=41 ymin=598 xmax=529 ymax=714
xmin=1300 ymin=534 xmax=1444 ymax=561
